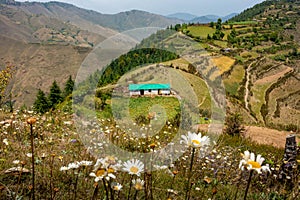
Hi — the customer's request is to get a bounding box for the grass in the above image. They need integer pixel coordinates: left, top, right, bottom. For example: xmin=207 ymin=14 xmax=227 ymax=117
xmin=179 ymin=71 xmax=211 ymax=111
xmin=228 ymin=21 xmax=258 ymax=25
xmin=129 ymin=96 xmax=180 ymax=121
xmin=210 ymin=56 xmax=235 ymax=80
xmin=161 ymin=58 xmax=189 ymax=70
xmin=212 ymin=56 xmax=235 ymax=73
xmin=187 ymin=26 xmax=215 ymax=39
xmin=223 ymin=64 xmax=245 ymax=96
xmin=0 ymin=108 xmax=298 ymax=200
xmin=212 ymin=40 xmax=228 ymax=48
xmin=249 ymin=83 xmax=273 ymax=122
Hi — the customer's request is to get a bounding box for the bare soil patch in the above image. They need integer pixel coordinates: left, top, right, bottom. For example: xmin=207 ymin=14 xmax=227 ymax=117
xmin=254 ymin=67 xmax=292 ymax=84
xmin=195 ymin=124 xmax=299 ymax=149
xmin=244 ymin=126 xmax=299 ymax=148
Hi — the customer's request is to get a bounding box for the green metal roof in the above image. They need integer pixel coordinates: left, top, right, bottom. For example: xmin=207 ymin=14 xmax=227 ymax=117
xmin=129 ymin=84 xmax=170 ymax=91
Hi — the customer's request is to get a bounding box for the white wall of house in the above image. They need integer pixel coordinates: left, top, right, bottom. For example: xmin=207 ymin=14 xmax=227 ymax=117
xmin=144 ymin=89 xmax=158 ymax=95
xmin=130 ymin=91 xmax=140 ymax=96
xmin=130 ymin=89 xmax=171 ymax=96
xmin=160 ymin=89 xmax=170 ymax=95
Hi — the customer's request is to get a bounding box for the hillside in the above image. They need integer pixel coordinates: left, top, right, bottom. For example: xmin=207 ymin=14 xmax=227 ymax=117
xmin=4 ymin=1 xmax=180 ymax=32
xmin=87 ymin=0 xmax=300 ymax=131
xmin=0 ymin=0 xmax=182 ymax=106
xmin=174 ymin=0 xmax=300 ymax=131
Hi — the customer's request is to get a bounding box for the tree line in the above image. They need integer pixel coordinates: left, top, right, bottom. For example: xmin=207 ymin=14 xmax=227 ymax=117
xmin=33 ymin=75 xmax=74 ymax=113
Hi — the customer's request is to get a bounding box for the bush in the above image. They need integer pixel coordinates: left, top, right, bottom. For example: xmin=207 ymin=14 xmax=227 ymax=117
xmin=224 ymin=113 xmax=245 ymax=136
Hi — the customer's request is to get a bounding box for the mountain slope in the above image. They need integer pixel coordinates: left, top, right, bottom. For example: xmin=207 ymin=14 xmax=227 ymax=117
xmin=167 ymin=13 xmax=198 ymax=21
xmin=0 ymin=0 xmax=182 ymax=106
xmin=189 ymin=13 xmax=237 ymax=23
xmin=13 ymin=1 xmax=181 ymax=32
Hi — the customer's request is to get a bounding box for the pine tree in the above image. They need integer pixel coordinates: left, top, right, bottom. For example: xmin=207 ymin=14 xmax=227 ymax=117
xmin=48 ymin=80 xmax=63 ymax=108
xmin=33 ymin=89 xmax=49 ymax=114
xmin=64 ymin=75 xmax=74 ymax=98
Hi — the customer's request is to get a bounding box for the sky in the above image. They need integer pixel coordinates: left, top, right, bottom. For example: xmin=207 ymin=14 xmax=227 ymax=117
xmin=17 ymin=0 xmax=265 ymax=16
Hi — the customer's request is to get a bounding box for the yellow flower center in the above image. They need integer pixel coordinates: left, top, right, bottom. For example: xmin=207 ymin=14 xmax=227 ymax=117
xmin=107 ymin=168 xmax=114 ymax=173
xmin=96 ymin=169 xmax=106 ymax=177
xmin=134 ymin=183 xmax=143 ymax=190
xmin=247 ymin=161 xmax=261 ymax=169
xmin=192 ymin=139 xmax=201 ymax=145
xmin=113 ymin=186 xmax=120 ymax=191
xmin=130 ymin=166 xmax=139 ymax=174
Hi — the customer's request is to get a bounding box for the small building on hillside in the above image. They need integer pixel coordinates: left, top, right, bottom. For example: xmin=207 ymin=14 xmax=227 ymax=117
xmin=129 ymin=83 xmax=171 ymax=96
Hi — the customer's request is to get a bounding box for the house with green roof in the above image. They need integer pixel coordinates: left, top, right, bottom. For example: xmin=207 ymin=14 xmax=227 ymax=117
xmin=129 ymin=83 xmax=171 ymax=96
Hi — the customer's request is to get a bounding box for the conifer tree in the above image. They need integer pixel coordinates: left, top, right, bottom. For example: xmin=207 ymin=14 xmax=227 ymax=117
xmin=64 ymin=75 xmax=74 ymax=98
xmin=48 ymin=80 xmax=63 ymax=108
xmin=33 ymin=89 xmax=49 ymax=114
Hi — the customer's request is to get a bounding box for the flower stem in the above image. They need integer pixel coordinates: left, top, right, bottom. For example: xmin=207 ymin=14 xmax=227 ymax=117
xmin=73 ymin=169 xmax=80 ymax=200
xmin=30 ymin=123 xmax=35 ymax=200
xmin=127 ymin=175 xmax=133 ymax=200
xmin=244 ymin=170 xmax=253 ymax=200
xmin=133 ymin=190 xmax=139 ymax=200
xmin=103 ymin=179 xmax=109 ymax=200
xmin=185 ymin=147 xmax=195 ymax=200
xmin=109 ymin=180 xmax=115 ymax=200
xmin=91 ymin=183 xmax=99 ymax=200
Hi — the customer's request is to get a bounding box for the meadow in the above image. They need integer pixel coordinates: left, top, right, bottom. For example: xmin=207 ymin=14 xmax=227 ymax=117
xmin=0 ymin=109 xmax=299 ymax=200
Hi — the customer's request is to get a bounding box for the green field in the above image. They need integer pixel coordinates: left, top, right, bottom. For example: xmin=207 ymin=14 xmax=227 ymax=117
xmin=223 ymin=64 xmax=245 ymax=96
xmin=129 ymin=96 xmax=180 ymax=121
xmin=187 ymin=26 xmax=215 ymax=38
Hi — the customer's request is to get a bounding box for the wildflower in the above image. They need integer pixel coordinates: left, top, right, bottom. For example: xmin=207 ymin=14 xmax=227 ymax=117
xmin=78 ymin=160 xmax=93 ymax=167
xmin=181 ymin=132 xmax=210 ymax=148
xmin=3 ymin=138 xmax=8 ymax=146
xmin=58 ymin=156 xmax=63 ymax=161
xmin=27 ymin=117 xmax=36 ymax=125
xmin=67 ymin=162 xmax=79 ymax=169
xmin=123 ymin=159 xmax=144 ymax=176
xmin=149 ymin=143 xmax=156 ymax=150
xmin=112 ymin=183 xmax=123 ymax=191
xmin=26 ymin=153 xmax=32 ymax=158
xmin=89 ymin=168 xmax=116 ymax=182
xmin=13 ymin=160 xmax=20 ymax=165
xmin=239 ymin=150 xmax=270 ymax=174
xmin=132 ymin=178 xmax=144 ymax=190
xmin=60 ymin=166 xmax=69 ymax=171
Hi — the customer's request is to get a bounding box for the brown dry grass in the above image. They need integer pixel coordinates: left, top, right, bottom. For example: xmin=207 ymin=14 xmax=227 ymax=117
xmin=244 ymin=126 xmax=299 ymax=148
xmin=255 ymin=67 xmax=293 ymax=84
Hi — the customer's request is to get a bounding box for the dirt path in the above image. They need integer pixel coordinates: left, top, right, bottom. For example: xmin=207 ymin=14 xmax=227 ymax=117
xmin=244 ymin=61 xmax=255 ymax=111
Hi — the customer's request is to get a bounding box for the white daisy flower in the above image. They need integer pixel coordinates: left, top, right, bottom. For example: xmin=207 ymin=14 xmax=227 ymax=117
xmin=112 ymin=183 xmax=123 ymax=191
xmin=60 ymin=166 xmax=69 ymax=171
xmin=26 ymin=153 xmax=32 ymax=158
xmin=78 ymin=160 xmax=93 ymax=167
xmin=13 ymin=160 xmax=20 ymax=165
xmin=181 ymin=132 xmax=210 ymax=148
xmin=67 ymin=162 xmax=79 ymax=170
xmin=123 ymin=159 xmax=144 ymax=176
xmin=89 ymin=167 xmax=116 ymax=182
xmin=3 ymin=138 xmax=9 ymax=146
xmin=239 ymin=150 xmax=270 ymax=174
xmin=132 ymin=178 xmax=145 ymax=190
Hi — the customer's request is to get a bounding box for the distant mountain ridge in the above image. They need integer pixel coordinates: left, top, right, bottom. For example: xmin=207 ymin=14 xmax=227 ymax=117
xmin=0 ymin=1 xmax=181 ymax=32
xmin=167 ymin=13 xmax=198 ymax=21
xmin=167 ymin=12 xmax=238 ymax=23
